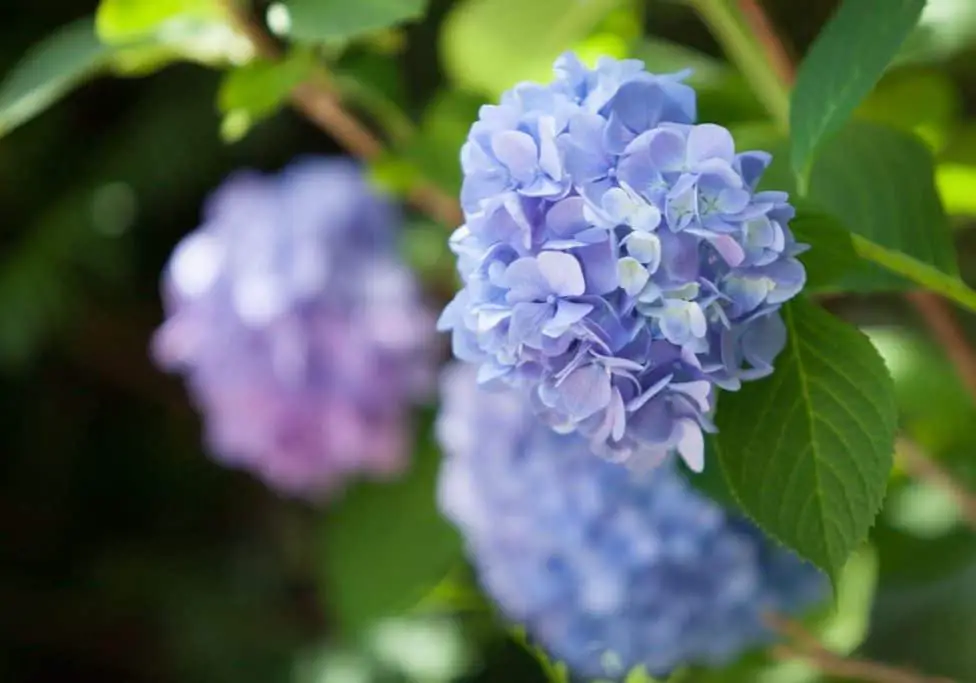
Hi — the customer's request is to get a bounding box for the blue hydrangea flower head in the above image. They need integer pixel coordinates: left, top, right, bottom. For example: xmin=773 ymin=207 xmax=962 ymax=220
xmin=439 ymin=52 xmax=807 ymax=472
xmin=153 ymin=157 xmax=435 ymax=498
xmin=436 ymin=364 xmax=826 ymax=679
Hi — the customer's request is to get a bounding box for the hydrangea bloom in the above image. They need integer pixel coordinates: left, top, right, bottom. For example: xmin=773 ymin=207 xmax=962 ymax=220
xmin=438 ymin=53 xmax=807 ymax=471
xmin=153 ymin=158 xmax=435 ymax=497
xmin=437 ymin=364 xmax=826 ymax=679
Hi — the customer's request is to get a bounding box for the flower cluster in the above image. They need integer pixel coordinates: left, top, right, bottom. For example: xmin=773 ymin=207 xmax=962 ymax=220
xmin=436 ymin=364 xmax=826 ymax=679
xmin=438 ymin=53 xmax=806 ymax=471
xmin=153 ymin=158 xmax=435 ymax=498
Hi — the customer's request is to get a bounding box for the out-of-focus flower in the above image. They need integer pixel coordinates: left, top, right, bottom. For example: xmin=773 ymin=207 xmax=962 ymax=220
xmin=436 ymin=364 xmax=826 ymax=680
xmin=153 ymin=158 xmax=435 ymax=498
xmin=438 ymin=53 xmax=806 ymax=472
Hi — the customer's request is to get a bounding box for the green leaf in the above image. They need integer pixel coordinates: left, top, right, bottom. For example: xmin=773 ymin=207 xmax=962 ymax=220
xmin=764 ymin=121 xmax=958 ymax=291
xmin=715 ymin=298 xmax=897 ymax=583
xmin=510 ymin=628 xmax=571 ymax=683
xmin=855 ymin=68 xmax=959 ymax=154
xmin=0 ymin=18 xmax=111 ymax=137
xmin=442 ymin=0 xmax=624 ymax=97
xmin=96 ymin=0 xmax=252 ymax=67
xmin=286 ymin=0 xmax=429 ymax=43
xmin=216 ymin=51 xmax=315 ymax=141
xmin=790 ymin=0 xmax=926 ymax=182
xmin=318 ymin=415 xmax=461 ymax=634
xmin=808 ymin=123 xmax=957 ymax=289
xmin=97 ymin=0 xmax=218 ymax=38
xmin=788 ymin=206 xmax=859 ymax=292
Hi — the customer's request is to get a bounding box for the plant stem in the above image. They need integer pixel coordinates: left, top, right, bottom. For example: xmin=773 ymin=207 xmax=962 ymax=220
xmin=768 ymin=615 xmax=956 ymax=683
xmin=905 ymin=291 xmax=976 ymax=402
xmin=849 ymin=235 xmax=976 ymax=315
xmin=896 ymin=436 xmax=976 ymax=531
xmin=219 ymin=0 xmax=463 ymax=226
xmin=688 ymin=0 xmax=790 ymax=131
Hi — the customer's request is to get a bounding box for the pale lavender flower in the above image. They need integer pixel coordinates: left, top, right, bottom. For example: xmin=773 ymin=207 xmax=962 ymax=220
xmin=153 ymin=158 xmax=435 ymax=498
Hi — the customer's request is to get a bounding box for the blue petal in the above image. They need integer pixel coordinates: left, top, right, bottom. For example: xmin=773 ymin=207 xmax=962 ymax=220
xmin=503 ymin=257 xmax=551 ymax=302
xmin=544 ymin=300 xmax=594 ymax=337
xmin=687 ymin=124 xmax=735 ymax=164
xmin=577 ymin=240 xmax=620 ymax=295
xmin=509 ymin=301 xmax=552 ymax=347
xmin=491 ymin=130 xmax=539 ymax=183
xmin=546 ymin=196 xmax=589 ymax=238
xmin=556 ymin=363 xmax=613 ymax=421
xmin=538 ymin=251 xmax=586 ymax=297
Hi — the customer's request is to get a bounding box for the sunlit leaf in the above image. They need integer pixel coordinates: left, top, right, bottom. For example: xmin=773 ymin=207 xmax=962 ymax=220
xmin=96 ymin=0 xmax=253 ymax=67
xmin=216 ymin=50 xmax=315 ymax=141
xmin=441 ymin=0 xmax=624 ymax=97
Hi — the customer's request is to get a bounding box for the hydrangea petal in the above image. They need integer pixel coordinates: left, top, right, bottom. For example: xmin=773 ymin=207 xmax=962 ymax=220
xmin=439 ymin=52 xmax=807 ymax=471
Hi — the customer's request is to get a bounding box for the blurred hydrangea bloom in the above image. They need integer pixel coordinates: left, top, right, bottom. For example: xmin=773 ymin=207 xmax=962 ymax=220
xmin=153 ymin=158 xmax=435 ymax=497
xmin=437 ymin=364 xmax=826 ymax=679
xmin=438 ymin=53 xmax=807 ymax=471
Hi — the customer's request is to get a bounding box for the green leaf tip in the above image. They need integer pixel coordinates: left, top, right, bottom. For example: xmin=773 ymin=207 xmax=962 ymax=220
xmin=790 ymin=0 xmax=926 ymax=181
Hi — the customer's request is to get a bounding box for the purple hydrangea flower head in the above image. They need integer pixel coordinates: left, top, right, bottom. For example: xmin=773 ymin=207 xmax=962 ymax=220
xmin=436 ymin=364 xmax=826 ymax=679
xmin=439 ymin=52 xmax=807 ymax=472
xmin=153 ymin=157 xmax=435 ymax=498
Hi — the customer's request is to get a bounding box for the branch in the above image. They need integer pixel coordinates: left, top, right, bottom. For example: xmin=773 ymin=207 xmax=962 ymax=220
xmin=768 ymin=615 xmax=956 ymax=683
xmin=737 ymin=0 xmax=795 ymax=84
xmin=896 ymin=436 xmax=976 ymax=531
xmin=219 ymin=0 xmax=463 ymax=227
xmin=905 ymin=291 xmax=976 ymax=403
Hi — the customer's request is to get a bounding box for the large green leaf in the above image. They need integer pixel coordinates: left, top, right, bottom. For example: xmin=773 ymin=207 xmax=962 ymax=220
xmin=441 ymin=0 xmax=623 ymax=97
xmin=790 ymin=0 xmax=926 ymax=182
xmin=286 ymin=0 xmax=429 ymax=43
xmin=317 ymin=415 xmax=461 ymax=634
xmin=715 ymin=298 xmax=897 ymax=584
xmin=807 ymin=123 xmax=957 ymax=290
xmin=0 ymin=18 xmax=111 ymax=137
xmin=788 ymin=206 xmax=859 ymax=292
xmin=764 ymin=121 xmax=958 ymax=291
xmin=855 ymin=68 xmax=959 ymax=154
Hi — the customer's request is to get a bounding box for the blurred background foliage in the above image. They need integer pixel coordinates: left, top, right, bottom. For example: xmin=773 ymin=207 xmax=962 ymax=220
xmin=3 ymin=0 xmax=976 ymax=681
